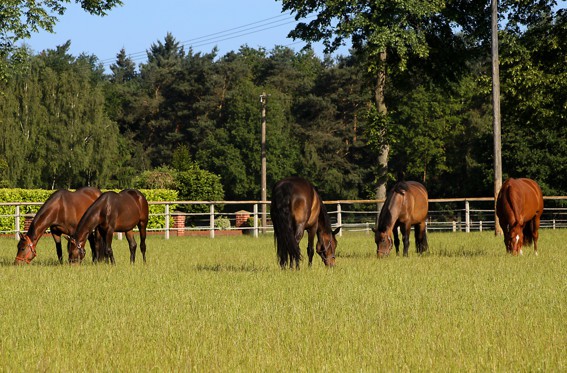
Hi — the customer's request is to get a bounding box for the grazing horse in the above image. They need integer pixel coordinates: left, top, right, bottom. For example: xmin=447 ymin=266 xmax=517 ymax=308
xmin=68 ymin=189 xmax=149 ymax=264
xmin=271 ymin=176 xmax=340 ymax=269
xmin=496 ymin=178 xmax=543 ymax=256
xmin=374 ymin=181 xmax=429 ymax=257
xmin=15 ymin=187 xmax=103 ymax=265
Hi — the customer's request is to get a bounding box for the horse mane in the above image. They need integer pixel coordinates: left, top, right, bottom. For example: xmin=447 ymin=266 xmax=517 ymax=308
xmin=393 ymin=181 xmax=409 ymax=196
xmin=377 ymin=182 xmax=409 ymax=231
xmin=318 ymin=201 xmax=333 ymax=232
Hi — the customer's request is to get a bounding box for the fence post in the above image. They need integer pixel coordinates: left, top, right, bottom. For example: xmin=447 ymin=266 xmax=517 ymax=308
xmin=15 ymin=205 xmax=20 ymax=240
xmin=336 ymin=203 xmax=343 ymax=237
xmin=480 ymin=221 xmax=483 ymax=232
xmin=465 ymin=200 xmax=470 ymax=233
xmin=165 ymin=204 xmax=170 ymax=240
xmin=452 ymin=221 xmax=457 ymax=232
xmin=253 ymin=203 xmax=259 ymax=238
xmin=209 ymin=204 xmax=215 ymax=239
xmin=553 ymin=219 xmax=556 ymax=229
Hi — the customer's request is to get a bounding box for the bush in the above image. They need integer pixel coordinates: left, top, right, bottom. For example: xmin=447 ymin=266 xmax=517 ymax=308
xmin=0 ymin=188 xmax=178 ymax=233
xmin=214 ymin=216 xmax=231 ymax=230
xmin=175 ymin=164 xmax=224 ymax=214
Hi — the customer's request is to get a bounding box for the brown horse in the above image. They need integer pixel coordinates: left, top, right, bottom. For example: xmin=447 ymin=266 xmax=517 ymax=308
xmin=15 ymin=187 xmax=103 ymax=265
xmin=374 ymin=181 xmax=429 ymax=257
xmin=67 ymin=189 xmax=149 ymax=264
xmin=271 ymin=176 xmax=340 ymax=269
xmin=496 ymin=178 xmax=543 ymax=256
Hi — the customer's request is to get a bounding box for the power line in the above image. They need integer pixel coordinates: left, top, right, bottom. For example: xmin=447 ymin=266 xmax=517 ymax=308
xmin=101 ymin=12 xmax=313 ymax=67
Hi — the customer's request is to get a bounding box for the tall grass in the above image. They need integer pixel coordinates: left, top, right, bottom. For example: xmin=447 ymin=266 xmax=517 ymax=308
xmin=0 ymin=231 xmax=565 ymax=371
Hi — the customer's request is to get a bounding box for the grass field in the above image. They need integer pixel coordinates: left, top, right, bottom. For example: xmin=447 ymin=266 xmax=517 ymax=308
xmin=0 ymin=230 xmax=565 ymax=371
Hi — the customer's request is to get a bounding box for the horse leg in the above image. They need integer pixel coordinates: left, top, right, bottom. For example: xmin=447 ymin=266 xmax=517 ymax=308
xmin=125 ymin=230 xmax=137 ymax=264
xmin=87 ymin=233 xmax=98 ymax=263
xmin=292 ymin=224 xmax=305 ymax=269
xmin=532 ymin=216 xmax=541 ymax=256
xmin=414 ymin=222 xmax=428 ymax=254
xmin=400 ymin=224 xmax=411 ymax=257
xmin=52 ymin=234 xmax=63 ymax=264
xmin=104 ymin=230 xmax=116 ymax=265
xmin=138 ymin=221 xmax=147 ymax=263
xmin=393 ymin=225 xmax=400 ymax=256
xmin=307 ymin=228 xmax=315 ymax=267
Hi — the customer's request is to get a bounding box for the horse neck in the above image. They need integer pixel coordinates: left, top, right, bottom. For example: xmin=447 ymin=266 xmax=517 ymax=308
xmin=26 ymin=205 xmax=57 ymax=244
xmin=317 ymin=203 xmax=332 ymax=235
xmin=76 ymin=210 xmax=102 ymax=244
xmin=379 ymin=194 xmax=403 ymax=234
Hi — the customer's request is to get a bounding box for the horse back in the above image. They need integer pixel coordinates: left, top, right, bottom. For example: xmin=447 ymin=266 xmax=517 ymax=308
xmin=288 ymin=178 xmax=320 ymax=229
xmin=32 ymin=187 xmax=101 ymax=235
xmin=399 ymin=181 xmax=429 ymax=224
xmin=497 ymin=178 xmax=543 ymax=226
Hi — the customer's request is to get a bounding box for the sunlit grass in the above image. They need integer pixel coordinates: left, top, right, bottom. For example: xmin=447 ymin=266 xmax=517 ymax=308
xmin=0 ymin=230 xmax=565 ymax=371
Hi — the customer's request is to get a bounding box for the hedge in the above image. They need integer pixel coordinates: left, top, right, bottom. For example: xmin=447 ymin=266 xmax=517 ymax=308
xmin=0 ymin=189 xmax=178 ymax=234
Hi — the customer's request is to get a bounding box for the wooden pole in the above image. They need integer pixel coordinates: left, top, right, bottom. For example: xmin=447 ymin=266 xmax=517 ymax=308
xmin=492 ymin=0 xmax=503 ymax=236
xmin=260 ymin=93 xmax=268 ymax=234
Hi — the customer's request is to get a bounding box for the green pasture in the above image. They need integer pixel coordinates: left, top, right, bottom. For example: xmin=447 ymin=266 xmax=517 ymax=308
xmin=0 ymin=230 xmax=565 ymax=371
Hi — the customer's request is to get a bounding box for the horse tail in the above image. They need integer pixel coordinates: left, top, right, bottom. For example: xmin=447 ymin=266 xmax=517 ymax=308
xmin=523 ymin=223 xmax=534 ymax=246
xmin=271 ymin=184 xmax=300 ymax=268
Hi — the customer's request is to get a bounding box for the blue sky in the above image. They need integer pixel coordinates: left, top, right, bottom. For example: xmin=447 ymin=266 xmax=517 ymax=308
xmin=22 ymin=0 xmax=338 ymax=70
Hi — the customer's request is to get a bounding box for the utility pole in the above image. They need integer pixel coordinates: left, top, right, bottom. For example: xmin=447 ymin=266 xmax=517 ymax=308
xmin=260 ymin=92 xmax=268 ymax=234
xmin=492 ymin=0 xmax=503 ymax=236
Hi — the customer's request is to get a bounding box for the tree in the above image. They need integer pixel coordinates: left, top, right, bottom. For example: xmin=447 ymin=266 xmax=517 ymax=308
xmin=280 ymin=0 xmax=449 ymax=204
xmin=0 ymin=0 xmax=122 ymax=80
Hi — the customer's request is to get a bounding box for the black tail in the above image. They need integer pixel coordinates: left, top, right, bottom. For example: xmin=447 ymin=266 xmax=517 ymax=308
xmin=523 ymin=221 xmax=535 ymax=246
xmin=271 ymin=183 xmax=301 ymax=268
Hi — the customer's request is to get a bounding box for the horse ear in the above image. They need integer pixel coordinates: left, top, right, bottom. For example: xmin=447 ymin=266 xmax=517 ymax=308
xmin=333 ymin=226 xmax=341 ymax=236
xmin=18 ymin=232 xmax=25 ymax=241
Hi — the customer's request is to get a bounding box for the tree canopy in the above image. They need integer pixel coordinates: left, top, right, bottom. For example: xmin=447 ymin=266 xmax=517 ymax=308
xmin=1 ymin=3 xmax=566 ymax=201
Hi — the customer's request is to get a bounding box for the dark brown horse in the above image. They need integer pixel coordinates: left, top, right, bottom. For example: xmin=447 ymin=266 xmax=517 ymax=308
xmin=15 ymin=187 xmax=103 ymax=265
xmin=496 ymin=178 xmax=543 ymax=256
xmin=374 ymin=181 xmax=429 ymax=257
xmin=67 ymin=189 xmax=149 ymax=264
xmin=271 ymin=176 xmax=340 ymax=269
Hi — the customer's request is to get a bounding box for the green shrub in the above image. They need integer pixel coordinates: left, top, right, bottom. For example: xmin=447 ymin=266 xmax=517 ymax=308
xmin=175 ymin=164 xmax=224 ymax=214
xmin=214 ymin=216 xmax=231 ymax=230
xmin=0 ymin=188 xmax=178 ymax=233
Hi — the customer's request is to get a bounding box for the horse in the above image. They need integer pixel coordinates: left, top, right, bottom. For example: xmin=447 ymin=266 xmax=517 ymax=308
xmin=67 ymin=189 xmax=149 ymax=264
xmin=496 ymin=178 xmax=544 ymax=256
xmin=15 ymin=187 xmax=104 ymax=265
xmin=373 ymin=181 xmax=429 ymax=257
xmin=270 ymin=176 xmax=340 ymax=269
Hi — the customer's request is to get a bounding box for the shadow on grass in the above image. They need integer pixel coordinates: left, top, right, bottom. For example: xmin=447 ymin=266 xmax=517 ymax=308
xmin=432 ymin=247 xmax=487 ymax=257
xmin=194 ymin=263 xmax=270 ymax=272
xmin=336 ymin=251 xmax=375 ymax=259
xmin=0 ymin=257 xmax=63 ymax=267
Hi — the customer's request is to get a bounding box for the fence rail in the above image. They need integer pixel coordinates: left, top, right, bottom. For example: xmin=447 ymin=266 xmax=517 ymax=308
xmin=2 ymin=197 xmax=567 ymax=240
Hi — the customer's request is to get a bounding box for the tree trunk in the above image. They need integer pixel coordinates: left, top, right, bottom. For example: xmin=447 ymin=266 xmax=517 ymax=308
xmin=492 ymin=0 xmax=503 ymax=236
xmin=375 ymin=51 xmax=389 ymax=220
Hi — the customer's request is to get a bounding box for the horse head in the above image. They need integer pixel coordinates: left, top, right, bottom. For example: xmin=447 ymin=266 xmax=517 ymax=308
xmin=316 ymin=227 xmax=341 ymax=267
xmin=505 ymin=224 xmax=524 ymax=255
xmin=14 ymin=233 xmax=37 ymax=265
xmin=374 ymin=229 xmax=393 ymax=258
xmin=65 ymin=235 xmax=86 ymax=264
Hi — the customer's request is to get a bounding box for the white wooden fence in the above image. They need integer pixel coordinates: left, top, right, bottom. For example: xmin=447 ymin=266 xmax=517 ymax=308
xmin=3 ymin=197 xmax=567 ymax=240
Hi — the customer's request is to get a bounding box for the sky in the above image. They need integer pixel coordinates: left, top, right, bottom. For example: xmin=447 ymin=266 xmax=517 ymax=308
xmin=22 ymin=0 xmax=342 ymax=71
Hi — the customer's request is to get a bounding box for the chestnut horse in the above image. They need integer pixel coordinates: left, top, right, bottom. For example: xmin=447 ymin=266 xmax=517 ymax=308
xmin=496 ymin=178 xmax=543 ymax=255
xmin=271 ymin=176 xmax=340 ymax=269
xmin=67 ymin=189 xmax=149 ymax=264
xmin=374 ymin=181 xmax=428 ymax=257
xmin=15 ymin=187 xmax=103 ymax=265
